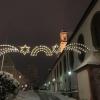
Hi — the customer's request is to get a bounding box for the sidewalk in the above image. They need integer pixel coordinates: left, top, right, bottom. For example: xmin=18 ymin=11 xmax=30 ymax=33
xmin=53 ymin=93 xmax=76 ymax=100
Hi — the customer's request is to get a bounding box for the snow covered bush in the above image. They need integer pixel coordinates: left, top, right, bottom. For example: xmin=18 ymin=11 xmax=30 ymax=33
xmin=0 ymin=71 xmax=20 ymax=100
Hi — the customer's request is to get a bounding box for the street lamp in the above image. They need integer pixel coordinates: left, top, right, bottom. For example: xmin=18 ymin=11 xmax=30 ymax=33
xmin=44 ymin=83 xmax=47 ymax=86
xmin=68 ymin=71 xmax=72 ymax=97
xmin=68 ymin=71 xmax=72 ymax=76
xmin=52 ymin=78 xmax=56 ymax=82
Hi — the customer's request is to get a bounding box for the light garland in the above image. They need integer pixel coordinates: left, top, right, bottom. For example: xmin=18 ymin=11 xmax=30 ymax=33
xmin=65 ymin=47 xmax=82 ymax=54
xmin=65 ymin=43 xmax=90 ymax=55
xmin=0 ymin=45 xmax=19 ymax=56
xmin=31 ymin=45 xmax=53 ymax=56
xmin=67 ymin=43 xmax=90 ymax=51
xmin=0 ymin=43 xmax=91 ymax=56
xmin=20 ymin=44 xmax=30 ymax=55
xmin=52 ymin=44 xmax=60 ymax=54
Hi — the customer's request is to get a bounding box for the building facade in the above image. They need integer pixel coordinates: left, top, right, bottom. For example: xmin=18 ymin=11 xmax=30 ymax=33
xmin=45 ymin=0 xmax=100 ymax=99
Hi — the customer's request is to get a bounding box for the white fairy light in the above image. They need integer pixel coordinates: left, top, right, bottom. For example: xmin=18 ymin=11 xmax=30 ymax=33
xmin=20 ymin=44 xmax=30 ymax=55
xmin=67 ymin=43 xmax=90 ymax=51
xmin=0 ymin=44 xmax=19 ymax=56
xmin=68 ymin=71 xmax=72 ymax=76
xmin=31 ymin=45 xmax=53 ymax=56
xmin=0 ymin=43 xmax=90 ymax=57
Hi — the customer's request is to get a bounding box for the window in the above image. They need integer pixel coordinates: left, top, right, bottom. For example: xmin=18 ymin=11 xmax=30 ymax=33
xmin=57 ymin=65 xmax=59 ymax=78
xmin=91 ymin=11 xmax=100 ymax=49
xmin=54 ymin=69 xmax=56 ymax=79
xmin=63 ymin=55 xmax=66 ymax=73
xmin=69 ymin=51 xmax=74 ymax=69
xmin=59 ymin=62 xmax=62 ymax=76
xmin=77 ymin=34 xmax=85 ymax=62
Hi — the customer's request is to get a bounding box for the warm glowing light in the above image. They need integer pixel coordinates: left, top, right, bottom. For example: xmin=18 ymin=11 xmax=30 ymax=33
xmin=66 ymin=43 xmax=90 ymax=54
xmin=0 ymin=43 xmax=90 ymax=57
xmin=59 ymin=32 xmax=68 ymax=52
xmin=31 ymin=45 xmax=53 ymax=56
xmin=52 ymin=44 xmax=59 ymax=54
xmin=0 ymin=44 xmax=19 ymax=56
xmin=20 ymin=44 xmax=30 ymax=55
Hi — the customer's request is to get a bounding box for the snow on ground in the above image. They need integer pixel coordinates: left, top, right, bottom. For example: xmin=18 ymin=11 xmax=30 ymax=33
xmin=14 ymin=90 xmax=76 ymax=100
xmin=14 ymin=90 xmax=40 ymax=100
xmin=54 ymin=93 xmax=76 ymax=100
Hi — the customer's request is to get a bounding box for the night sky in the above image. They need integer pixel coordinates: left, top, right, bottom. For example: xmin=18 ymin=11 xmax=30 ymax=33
xmin=0 ymin=0 xmax=92 ymax=87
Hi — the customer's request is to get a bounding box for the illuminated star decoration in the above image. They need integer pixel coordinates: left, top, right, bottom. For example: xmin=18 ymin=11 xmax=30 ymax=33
xmin=20 ymin=44 xmax=30 ymax=55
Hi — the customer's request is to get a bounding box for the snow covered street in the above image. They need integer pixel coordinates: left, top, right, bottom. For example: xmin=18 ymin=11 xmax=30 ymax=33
xmin=14 ymin=90 xmax=76 ymax=100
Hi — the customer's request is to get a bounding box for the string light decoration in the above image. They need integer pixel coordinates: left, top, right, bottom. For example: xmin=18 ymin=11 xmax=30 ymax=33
xmin=0 ymin=45 xmax=19 ymax=56
xmin=52 ymin=44 xmax=60 ymax=55
xmin=31 ymin=45 xmax=53 ymax=56
xmin=65 ymin=43 xmax=90 ymax=54
xmin=20 ymin=44 xmax=30 ymax=55
xmin=0 ymin=43 xmax=91 ymax=57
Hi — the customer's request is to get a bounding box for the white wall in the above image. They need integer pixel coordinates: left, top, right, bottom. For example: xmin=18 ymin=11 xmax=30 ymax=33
xmin=70 ymin=0 xmax=100 ymax=68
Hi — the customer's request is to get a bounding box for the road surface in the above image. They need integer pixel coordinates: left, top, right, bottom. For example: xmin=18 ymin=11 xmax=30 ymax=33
xmin=14 ymin=90 xmax=76 ymax=100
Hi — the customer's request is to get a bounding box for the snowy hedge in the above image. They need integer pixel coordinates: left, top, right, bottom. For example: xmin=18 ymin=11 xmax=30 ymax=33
xmin=0 ymin=71 xmax=20 ymax=100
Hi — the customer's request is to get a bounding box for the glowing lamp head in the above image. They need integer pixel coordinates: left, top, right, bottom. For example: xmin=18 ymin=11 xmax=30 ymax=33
xmin=48 ymin=81 xmax=51 ymax=85
xmin=68 ymin=71 xmax=72 ymax=76
xmin=44 ymin=83 xmax=47 ymax=86
xmin=52 ymin=78 xmax=56 ymax=82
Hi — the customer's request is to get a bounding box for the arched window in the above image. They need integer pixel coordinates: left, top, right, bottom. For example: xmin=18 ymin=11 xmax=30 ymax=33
xmin=69 ymin=51 xmax=74 ymax=69
xmin=54 ymin=69 xmax=56 ymax=79
xmin=57 ymin=65 xmax=59 ymax=78
xmin=77 ymin=34 xmax=85 ymax=62
xmin=63 ymin=55 xmax=66 ymax=73
xmin=59 ymin=62 xmax=62 ymax=76
xmin=91 ymin=11 xmax=100 ymax=50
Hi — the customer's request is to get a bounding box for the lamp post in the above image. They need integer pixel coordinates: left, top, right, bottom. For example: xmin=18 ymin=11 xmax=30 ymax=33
xmin=68 ymin=70 xmax=72 ymax=97
xmin=67 ymin=50 xmax=72 ymax=97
